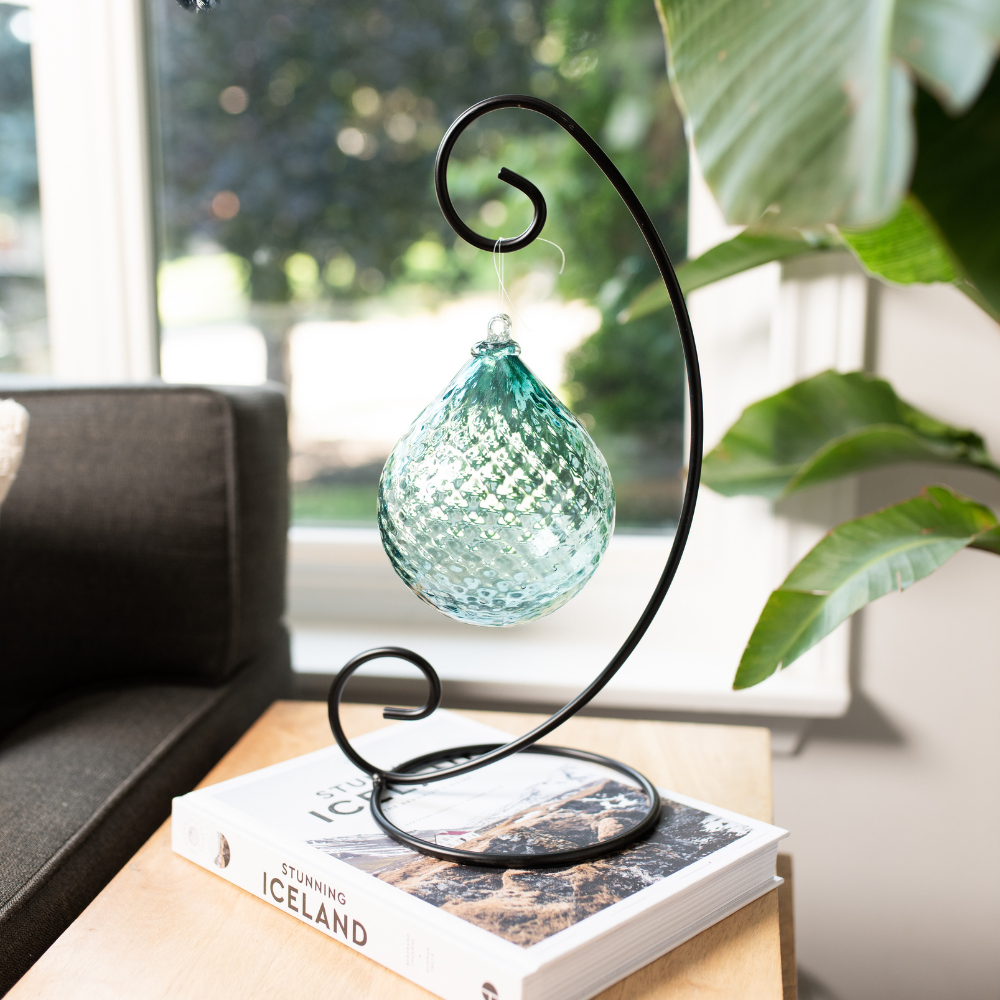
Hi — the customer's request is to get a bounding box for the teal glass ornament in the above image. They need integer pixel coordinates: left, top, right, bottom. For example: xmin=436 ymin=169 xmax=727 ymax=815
xmin=378 ymin=314 xmax=615 ymax=626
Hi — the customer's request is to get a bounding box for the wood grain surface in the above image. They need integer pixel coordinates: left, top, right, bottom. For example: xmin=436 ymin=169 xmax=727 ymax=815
xmin=776 ymin=854 xmax=797 ymax=1000
xmin=9 ymin=702 xmax=785 ymax=1000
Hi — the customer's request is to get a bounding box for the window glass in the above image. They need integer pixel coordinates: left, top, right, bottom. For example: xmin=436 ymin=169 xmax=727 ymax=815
xmin=0 ymin=3 xmax=48 ymax=374
xmin=148 ymin=0 xmax=687 ymax=529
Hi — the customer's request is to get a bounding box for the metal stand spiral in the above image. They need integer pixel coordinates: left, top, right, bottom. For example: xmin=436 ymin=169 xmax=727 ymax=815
xmin=328 ymin=95 xmax=703 ymax=868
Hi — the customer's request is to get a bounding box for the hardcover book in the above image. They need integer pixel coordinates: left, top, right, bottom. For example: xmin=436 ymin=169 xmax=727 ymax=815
xmin=171 ymin=711 xmax=786 ymax=1000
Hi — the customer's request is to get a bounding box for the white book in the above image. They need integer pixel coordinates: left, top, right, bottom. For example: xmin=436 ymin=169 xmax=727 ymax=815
xmin=171 ymin=711 xmax=787 ymax=1000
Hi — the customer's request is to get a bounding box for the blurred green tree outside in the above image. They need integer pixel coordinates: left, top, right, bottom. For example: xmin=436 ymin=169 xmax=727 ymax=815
xmin=149 ymin=0 xmax=688 ymax=526
xmin=0 ymin=4 xmax=47 ymax=373
xmin=0 ymin=8 xmax=36 ymax=210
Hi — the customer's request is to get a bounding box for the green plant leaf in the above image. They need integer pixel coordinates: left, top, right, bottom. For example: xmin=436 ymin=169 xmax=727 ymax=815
xmin=910 ymin=66 xmax=1000 ymax=319
xmin=734 ymin=486 xmax=1000 ymax=687
xmin=836 ymin=85 xmax=1000 ymax=325
xmin=657 ymin=0 xmax=999 ymax=229
xmin=893 ymin=0 xmax=1000 ymax=112
xmin=620 ymin=229 xmax=841 ymax=323
xmin=657 ymin=0 xmax=913 ymax=228
xmin=703 ymin=370 xmax=1000 ymax=499
xmin=969 ymin=523 xmax=1000 ymax=556
xmin=632 ymin=183 xmax=1000 ymax=326
xmin=838 ymin=195 xmax=958 ymax=284
xmin=622 ymin=49 xmax=1000 ymax=320
xmin=622 ymin=74 xmax=1000 ymax=323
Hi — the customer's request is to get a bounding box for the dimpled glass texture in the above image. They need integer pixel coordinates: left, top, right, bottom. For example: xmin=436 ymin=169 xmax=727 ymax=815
xmin=378 ymin=320 xmax=615 ymax=627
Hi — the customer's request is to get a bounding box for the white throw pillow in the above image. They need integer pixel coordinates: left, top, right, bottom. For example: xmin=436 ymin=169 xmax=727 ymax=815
xmin=0 ymin=399 xmax=29 ymax=506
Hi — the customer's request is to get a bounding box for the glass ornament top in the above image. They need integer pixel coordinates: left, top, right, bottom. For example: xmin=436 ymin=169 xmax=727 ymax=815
xmin=378 ymin=314 xmax=615 ymax=627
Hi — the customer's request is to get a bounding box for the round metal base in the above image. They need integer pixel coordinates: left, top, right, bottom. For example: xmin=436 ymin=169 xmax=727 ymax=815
xmin=370 ymin=743 xmax=661 ymax=869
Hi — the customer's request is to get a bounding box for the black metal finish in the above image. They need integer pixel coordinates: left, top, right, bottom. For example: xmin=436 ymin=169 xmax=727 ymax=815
xmin=328 ymin=94 xmax=703 ymax=867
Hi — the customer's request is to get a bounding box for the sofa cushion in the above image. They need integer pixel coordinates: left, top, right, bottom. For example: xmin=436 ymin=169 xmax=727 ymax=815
xmin=0 ymin=627 xmax=291 ymax=994
xmin=0 ymin=383 xmax=289 ymax=732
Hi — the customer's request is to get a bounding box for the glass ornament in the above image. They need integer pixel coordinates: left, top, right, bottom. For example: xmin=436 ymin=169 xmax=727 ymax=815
xmin=378 ymin=314 xmax=615 ymax=627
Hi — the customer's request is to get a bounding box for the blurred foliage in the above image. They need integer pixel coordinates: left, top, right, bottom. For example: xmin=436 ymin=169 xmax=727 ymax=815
xmin=0 ymin=5 xmax=37 ymax=211
xmin=153 ymin=0 xmax=543 ymax=302
xmin=0 ymin=5 xmax=47 ymax=376
xmin=151 ymin=0 xmax=690 ymax=523
xmin=292 ymin=481 xmax=379 ymax=523
xmin=150 ymin=0 xmax=687 ymax=307
xmin=566 ymin=256 xmax=683 ymax=439
xmin=909 ymin=67 xmax=1000 ymax=317
xmin=632 ymin=1 xmax=1000 ymax=321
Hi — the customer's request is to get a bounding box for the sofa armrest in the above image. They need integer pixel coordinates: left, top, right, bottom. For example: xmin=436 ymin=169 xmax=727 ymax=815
xmin=0 ymin=382 xmax=289 ymax=733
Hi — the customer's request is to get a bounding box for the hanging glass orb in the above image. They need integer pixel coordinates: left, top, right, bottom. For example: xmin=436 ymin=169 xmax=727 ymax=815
xmin=378 ymin=314 xmax=615 ymax=627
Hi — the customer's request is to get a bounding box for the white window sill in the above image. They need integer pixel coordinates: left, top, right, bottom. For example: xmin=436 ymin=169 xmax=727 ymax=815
xmin=287 ymin=523 xmax=851 ymax=722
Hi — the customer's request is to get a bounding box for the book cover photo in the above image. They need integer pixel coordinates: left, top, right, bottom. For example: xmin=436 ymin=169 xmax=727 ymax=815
xmin=306 ymin=758 xmax=754 ymax=948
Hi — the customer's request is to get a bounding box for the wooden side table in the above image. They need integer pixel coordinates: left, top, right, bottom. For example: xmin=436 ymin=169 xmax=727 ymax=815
xmin=9 ymin=703 xmax=795 ymax=1000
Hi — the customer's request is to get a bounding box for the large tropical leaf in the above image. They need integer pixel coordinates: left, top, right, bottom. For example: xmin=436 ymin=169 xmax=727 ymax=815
xmin=910 ymin=67 xmax=1000 ymax=318
xmin=657 ymin=0 xmax=1000 ymax=228
xmin=833 ymin=70 xmax=1000 ymax=321
xmin=893 ymin=0 xmax=1000 ymax=112
xmin=620 ymin=228 xmax=841 ymax=323
xmin=623 ymin=179 xmax=999 ymax=324
xmin=734 ymin=486 xmax=1000 ymax=688
xmin=657 ymin=0 xmax=911 ymax=228
xmin=622 ymin=38 xmax=1000 ymax=325
xmin=839 ymin=195 xmax=957 ymax=284
xmin=702 ymin=370 xmax=1000 ymax=499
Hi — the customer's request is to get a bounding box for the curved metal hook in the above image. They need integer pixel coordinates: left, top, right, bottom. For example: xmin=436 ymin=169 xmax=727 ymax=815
xmin=328 ymin=647 xmax=441 ymax=778
xmin=331 ymin=94 xmax=703 ymax=790
xmin=434 ymin=104 xmax=548 ymax=252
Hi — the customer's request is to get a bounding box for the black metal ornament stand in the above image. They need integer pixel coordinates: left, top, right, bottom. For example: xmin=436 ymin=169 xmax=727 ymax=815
xmin=328 ymin=94 xmax=703 ymax=869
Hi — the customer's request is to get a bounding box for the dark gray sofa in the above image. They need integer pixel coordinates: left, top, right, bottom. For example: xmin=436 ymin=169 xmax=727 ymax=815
xmin=0 ymin=382 xmax=292 ymax=994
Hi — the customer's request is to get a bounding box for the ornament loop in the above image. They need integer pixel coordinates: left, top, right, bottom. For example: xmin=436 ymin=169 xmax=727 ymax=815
xmin=327 ymin=646 xmax=442 ymax=778
xmin=486 ymin=313 xmax=512 ymax=341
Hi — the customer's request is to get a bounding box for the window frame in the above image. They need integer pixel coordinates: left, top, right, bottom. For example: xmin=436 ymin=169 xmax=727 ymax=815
xmin=26 ymin=2 xmax=853 ymax=731
xmin=27 ymin=0 xmax=157 ymax=380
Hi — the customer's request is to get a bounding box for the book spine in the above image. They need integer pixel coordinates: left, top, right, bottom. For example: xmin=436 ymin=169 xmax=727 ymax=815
xmin=171 ymin=796 xmax=523 ymax=1000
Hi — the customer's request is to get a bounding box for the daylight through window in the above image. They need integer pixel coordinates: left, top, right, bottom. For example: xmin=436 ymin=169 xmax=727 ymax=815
xmin=148 ymin=0 xmax=689 ymax=530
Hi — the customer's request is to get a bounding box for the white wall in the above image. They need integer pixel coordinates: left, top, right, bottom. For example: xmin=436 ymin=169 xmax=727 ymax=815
xmin=774 ymin=281 xmax=1000 ymax=999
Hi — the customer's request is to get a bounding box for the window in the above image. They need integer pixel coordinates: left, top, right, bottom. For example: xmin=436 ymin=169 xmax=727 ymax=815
xmin=20 ymin=0 xmax=850 ymax=736
xmin=0 ymin=2 xmax=48 ymax=375
xmin=145 ymin=0 xmax=689 ymax=531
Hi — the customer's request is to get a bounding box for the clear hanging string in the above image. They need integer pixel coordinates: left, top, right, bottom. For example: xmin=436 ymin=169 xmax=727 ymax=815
xmin=491 ymin=235 xmax=566 ymax=340
xmin=537 ymin=237 xmax=566 ymax=274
